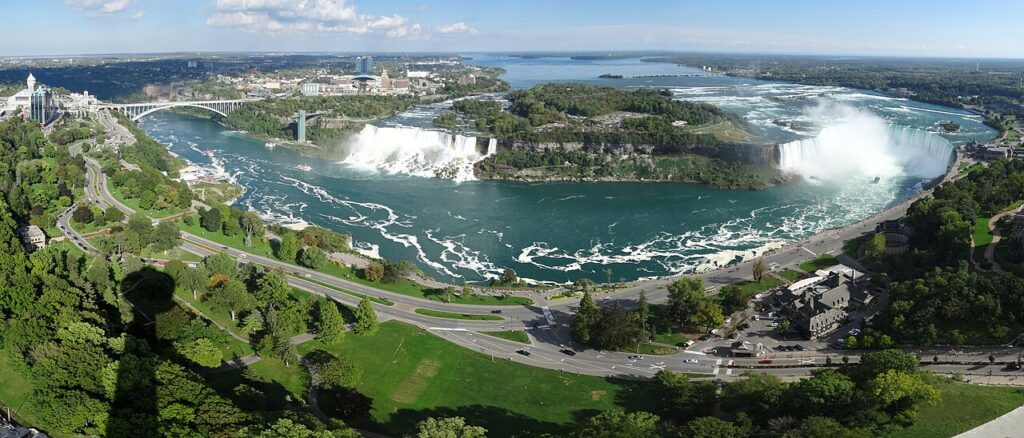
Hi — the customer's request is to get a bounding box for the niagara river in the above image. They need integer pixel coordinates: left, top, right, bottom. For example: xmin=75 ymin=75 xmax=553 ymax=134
xmin=137 ymin=55 xmax=997 ymax=284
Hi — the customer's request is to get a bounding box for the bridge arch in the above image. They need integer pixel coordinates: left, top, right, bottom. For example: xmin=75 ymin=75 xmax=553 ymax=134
xmin=130 ymin=102 xmax=230 ymax=121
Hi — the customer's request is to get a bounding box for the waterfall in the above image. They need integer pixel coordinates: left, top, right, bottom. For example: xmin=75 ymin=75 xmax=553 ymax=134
xmin=341 ymin=125 xmax=490 ymax=182
xmin=777 ymin=117 xmax=954 ymax=182
xmin=487 ymin=138 xmax=497 ymax=156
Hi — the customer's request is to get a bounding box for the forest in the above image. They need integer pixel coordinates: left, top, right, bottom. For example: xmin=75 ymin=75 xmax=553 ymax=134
xmin=224 ymin=95 xmax=420 ymax=142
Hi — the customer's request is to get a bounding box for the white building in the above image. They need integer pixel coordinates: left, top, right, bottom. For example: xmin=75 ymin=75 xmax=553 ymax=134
xmin=2 ymin=73 xmax=36 ymax=117
xmin=17 ymin=224 xmax=46 ymax=252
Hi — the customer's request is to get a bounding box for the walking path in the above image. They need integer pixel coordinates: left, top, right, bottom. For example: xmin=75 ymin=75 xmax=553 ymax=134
xmin=971 ymin=207 xmax=1020 ymax=274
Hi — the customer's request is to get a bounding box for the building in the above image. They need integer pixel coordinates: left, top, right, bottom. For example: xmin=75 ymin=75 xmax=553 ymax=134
xmin=774 ymin=267 xmax=873 ymax=340
xmin=977 ymin=145 xmax=1013 ymax=161
xmin=17 ymin=225 xmax=46 ymax=252
xmin=30 ymin=86 xmax=56 ymax=125
xmin=729 ymin=340 xmax=765 ymax=357
xmin=407 ymin=71 xmax=429 ymax=79
xmin=457 ymin=74 xmax=477 ymax=86
xmin=380 ymin=69 xmax=391 ymax=90
xmin=357 ymin=56 xmax=373 ymax=75
xmin=2 ymin=73 xmax=37 ymax=117
xmin=875 ymin=220 xmax=913 ymax=254
xmin=301 ymin=83 xmax=321 ymax=96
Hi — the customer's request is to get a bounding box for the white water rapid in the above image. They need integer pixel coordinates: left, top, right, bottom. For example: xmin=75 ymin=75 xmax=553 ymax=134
xmin=341 ymin=125 xmax=492 ymax=182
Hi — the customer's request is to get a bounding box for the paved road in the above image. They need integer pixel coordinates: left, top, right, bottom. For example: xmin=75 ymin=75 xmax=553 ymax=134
xmin=79 ymin=154 xmax=1024 ymax=381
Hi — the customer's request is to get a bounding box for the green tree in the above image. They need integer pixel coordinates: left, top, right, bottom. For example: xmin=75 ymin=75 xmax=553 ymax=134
xmin=298 ymin=245 xmax=328 ymax=270
xmin=654 ymin=369 xmax=716 ymax=422
xmin=104 ymin=207 xmax=124 ymax=223
xmin=176 ymin=338 xmax=223 ymax=368
xmin=353 ymin=296 xmax=378 ymax=335
xmin=720 ymin=373 xmax=785 ymax=422
xmin=200 ymin=207 xmax=222 ymax=232
xmin=304 ymin=349 xmax=361 ymax=390
xmin=753 ymin=257 xmax=767 ymax=283
xmin=693 ymin=301 xmax=725 ymax=333
xmin=718 ymin=285 xmax=745 ymax=314
xmin=254 ymin=269 xmax=290 ymax=306
xmin=573 ymin=410 xmax=661 ymax=438
xmin=363 ymin=260 xmax=385 ymax=282
xmin=206 ymin=280 xmax=257 ymax=321
xmin=150 ymin=220 xmax=181 ymax=252
xmin=637 ymin=290 xmax=651 ymax=339
xmin=785 ymin=369 xmax=855 ymax=415
xmin=415 ymin=417 xmax=487 ymax=438
xmin=240 ymin=210 xmax=265 ymax=246
xmin=316 ymin=300 xmax=346 ymax=344
xmin=572 ymin=291 xmax=600 ymax=344
xmin=178 ymin=266 xmax=209 ymax=299
xmin=71 ymin=204 xmax=94 ymax=224
xmin=278 ymin=233 xmax=299 ymax=262
xmin=667 ymin=277 xmax=704 ymax=329
xmin=870 ymin=370 xmax=939 ymax=424
xmin=683 ymin=417 xmax=744 ymax=438
xmin=591 ymin=303 xmax=642 ymax=350
xmin=241 ymin=309 xmax=265 ymax=334
xmin=866 ymin=232 xmax=887 ymax=262
xmin=203 ymin=251 xmax=238 ymax=279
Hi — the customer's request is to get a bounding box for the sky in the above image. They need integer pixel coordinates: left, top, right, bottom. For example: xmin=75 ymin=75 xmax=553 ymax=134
xmin=3 ymin=0 xmax=1024 ymax=58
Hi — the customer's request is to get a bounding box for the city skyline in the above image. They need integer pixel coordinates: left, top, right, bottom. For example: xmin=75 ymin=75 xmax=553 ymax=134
xmin=2 ymin=0 xmax=1023 ymax=58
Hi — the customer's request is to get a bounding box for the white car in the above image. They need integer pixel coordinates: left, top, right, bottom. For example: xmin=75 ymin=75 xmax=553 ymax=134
xmin=849 ymin=329 xmax=861 ymax=336
xmin=684 ymin=358 xmax=699 ymax=364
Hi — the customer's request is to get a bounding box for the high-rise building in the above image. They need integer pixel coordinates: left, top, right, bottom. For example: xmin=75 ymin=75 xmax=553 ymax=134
xmin=30 ymin=86 xmax=55 ymax=125
xmin=380 ymin=69 xmax=391 ymax=90
xmin=357 ymin=56 xmax=373 ymax=75
xmin=297 ymin=110 xmax=306 ymax=142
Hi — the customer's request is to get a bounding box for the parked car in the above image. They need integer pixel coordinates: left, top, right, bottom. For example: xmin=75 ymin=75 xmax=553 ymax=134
xmin=490 ymin=310 xmax=502 ymax=314
xmin=1005 ymin=362 xmax=1021 ymax=371
xmin=559 ymin=349 xmax=576 ymax=356
xmin=515 ymin=349 xmax=531 ymax=356
xmin=759 ymin=359 xmax=774 ymax=364
xmin=849 ymin=328 xmax=861 ymax=336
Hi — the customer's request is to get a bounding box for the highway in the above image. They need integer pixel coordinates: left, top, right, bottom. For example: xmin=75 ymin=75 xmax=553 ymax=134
xmin=69 ymin=154 xmax=1024 ymax=381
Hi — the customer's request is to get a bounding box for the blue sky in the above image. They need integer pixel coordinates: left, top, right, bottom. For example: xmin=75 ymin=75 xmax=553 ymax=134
xmin=4 ymin=0 xmax=1024 ymax=57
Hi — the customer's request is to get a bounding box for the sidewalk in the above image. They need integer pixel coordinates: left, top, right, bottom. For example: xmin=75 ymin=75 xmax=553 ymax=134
xmin=955 ymin=406 xmax=1024 ymax=437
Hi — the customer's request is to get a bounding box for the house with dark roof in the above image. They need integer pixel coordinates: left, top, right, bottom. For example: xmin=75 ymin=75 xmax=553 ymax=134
xmin=775 ymin=269 xmax=873 ymax=340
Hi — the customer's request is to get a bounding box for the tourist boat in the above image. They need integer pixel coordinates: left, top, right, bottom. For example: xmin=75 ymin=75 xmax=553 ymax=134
xmin=264 ymin=142 xmax=276 ymax=148
xmin=296 ymin=164 xmax=312 ymax=171
xmin=871 ymin=176 xmax=881 ymax=184
xmin=204 ymin=150 xmax=215 ymax=158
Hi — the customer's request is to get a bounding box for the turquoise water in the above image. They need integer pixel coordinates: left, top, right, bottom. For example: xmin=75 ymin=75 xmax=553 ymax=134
xmin=139 ymin=56 xmax=996 ymax=284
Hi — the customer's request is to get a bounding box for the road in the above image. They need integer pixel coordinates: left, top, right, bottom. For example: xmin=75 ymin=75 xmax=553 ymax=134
xmin=73 ymin=154 xmax=1024 ymax=381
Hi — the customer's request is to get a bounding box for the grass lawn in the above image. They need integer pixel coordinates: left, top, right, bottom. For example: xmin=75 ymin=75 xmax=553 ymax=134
xmin=415 ymin=308 xmax=504 ymax=321
xmin=297 ymin=321 xmax=657 ymax=437
xmin=247 ymin=357 xmax=309 ymax=400
xmin=798 ymin=254 xmax=840 ymax=273
xmin=174 ymin=287 xmax=249 ymax=340
xmin=142 ymin=245 xmax=204 ymax=262
xmin=479 ymin=330 xmax=531 ymax=344
xmin=778 ymin=269 xmax=805 ymax=282
xmin=323 ymin=263 xmax=534 ymax=306
xmin=732 ymin=276 xmax=785 ymax=297
xmin=0 ymin=347 xmax=42 ymax=429
xmin=894 ymin=378 xmax=1024 ymax=438
xmin=972 ymin=217 xmax=995 ymax=264
xmin=648 ymin=305 xmax=691 ymax=346
xmin=49 ymin=238 xmax=87 ymax=260
xmin=176 ymin=214 xmax=276 ymax=257
xmin=68 ymin=219 xmax=109 ymax=235
xmin=109 ymin=183 xmax=185 ymax=219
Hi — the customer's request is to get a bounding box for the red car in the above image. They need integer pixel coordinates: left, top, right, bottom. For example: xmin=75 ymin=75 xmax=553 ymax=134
xmin=758 ymin=359 xmax=774 ymax=364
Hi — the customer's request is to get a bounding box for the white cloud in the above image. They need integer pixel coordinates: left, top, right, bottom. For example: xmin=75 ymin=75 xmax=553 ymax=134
xmin=131 ymin=10 xmax=145 ymax=20
xmin=207 ymin=0 xmax=417 ymax=38
xmin=436 ymin=22 xmax=477 ymax=35
xmin=64 ymin=0 xmax=133 ymax=15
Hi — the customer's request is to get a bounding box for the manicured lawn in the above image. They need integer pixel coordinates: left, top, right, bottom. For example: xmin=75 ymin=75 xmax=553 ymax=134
xmin=49 ymin=238 xmax=87 ymax=260
xmin=174 ymin=287 xmax=249 ymax=340
xmin=297 ymin=321 xmax=657 ymax=437
xmin=180 ymin=216 xmax=533 ymax=307
xmin=323 ymin=263 xmax=534 ymax=306
xmin=621 ymin=343 xmax=679 ymax=355
xmin=798 ymin=254 xmax=840 ymax=273
xmin=415 ymin=308 xmax=504 ymax=321
xmin=0 ymin=347 xmax=41 ymax=429
xmin=110 ymin=183 xmax=185 ymax=219
xmin=732 ymin=276 xmax=785 ymax=297
xmin=298 ymin=275 xmax=396 ymax=306
xmin=973 ymin=217 xmax=994 ymax=247
xmin=649 ymin=305 xmax=691 ymax=346
xmin=247 ymin=357 xmax=309 ymax=400
xmin=479 ymin=330 xmax=531 ymax=344
xmin=142 ymin=245 xmax=204 ymax=262
xmin=778 ymin=268 xmax=805 ymax=282
xmin=894 ymin=378 xmax=1024 ymax=438
xmin=177 ymin=214 xmax=276 ymax=257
